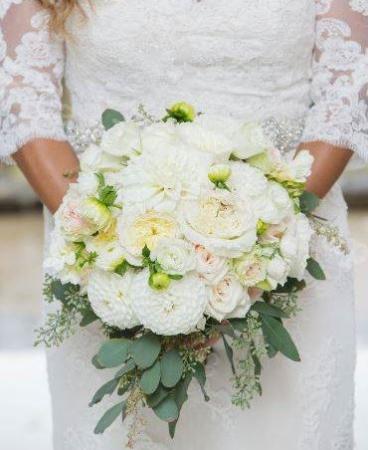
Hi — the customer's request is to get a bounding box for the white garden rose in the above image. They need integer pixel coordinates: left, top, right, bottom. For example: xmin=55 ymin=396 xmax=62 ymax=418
xmin=227 ymin=162 xmax=268 ymax=199
xmin=177 ymin=116 xmax=236 ymax=162
xmin=80 ymin=197 xmax=113 ymax=232
xmin=206 ymin=274 xmax=251 ymax=322
xmin=248 ymin=148 xmax=313 ymax=184
xmin=101 ymin=122 xmax=141 ymax=158
xmin=79 ymin=144 xmax=122 ymax=172
xmin=140 ymin=122 xmax=180 ymax=153
xmin=118 ymin=209 xmax=180 ymax=265
xmin=266 ymin=254 xmax=289 ymax=289
xmin=44 ymin=233 xmax=76 ymax=276
xmin=87 ymin=270 xmax=140 ymax=329
xmin=131 ymin=269 xmax=207 ymax=335
xmin=280 ymin=213 xmax=313 ymax=280
xmin=121 ymin=145 xmax=210 ymax=212
xmin=232 ymin=250 xmax=268 ymax=287
xmin=183 ymin=189 xmax=257 ymax=258
xmin=194 ymin=244 xmax=229 ymax=285
xmin=232 ymin=122 xmax=272 ymax=159
xmin=255 ymin=181 xmax=294 ymax=224
xmin=86 ymin=238 xmax=125 ymax=272
xmin=55 ymin=190 xmax=99 ymax=241
xmin=150 ymin=238 xmax=196 ymax=276
xmin=77 ymin=172 xmax=99 ymax=196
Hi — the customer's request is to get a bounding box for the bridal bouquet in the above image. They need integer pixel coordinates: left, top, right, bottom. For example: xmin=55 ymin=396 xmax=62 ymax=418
xmin=40 ymin=102 xmax=327 ymax=442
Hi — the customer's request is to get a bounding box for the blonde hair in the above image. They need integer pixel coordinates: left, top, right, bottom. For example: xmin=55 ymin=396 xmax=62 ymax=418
xmin=39 ymin=0 xmax=82 ymax=33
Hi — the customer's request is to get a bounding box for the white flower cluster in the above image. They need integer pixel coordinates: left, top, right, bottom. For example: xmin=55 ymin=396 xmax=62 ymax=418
xmin=45 ymin=103 xmax=314 ymax=336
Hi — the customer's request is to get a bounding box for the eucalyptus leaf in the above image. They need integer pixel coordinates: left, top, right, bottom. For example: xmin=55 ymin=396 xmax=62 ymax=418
xmin=89 ymin=378 xmax=119 ymax=407
xmin=92 ymin=354 xmax=104 ymax=369
xmin=261 ymin=315 xmax=300 ymax=362
xmin=80 ymin=308 xmax=98 ymax=327
xmin=94 ymin=401 xmax=126 ymax=434
xmin=146 ymin=384 xmax=170 ymax=408
xmin=160 ymin=350 xmax=183 ymax=388
xmin=193 ymin=363 xmax=210 ymax=402
xmin=140 ymin=360 xmax=161 ymax=394
xmin=97 ymin=338 xmax=130 ymax=368
xmin=129 ymin=333 xmax=161 ymax=369
xmin=101 ymin=109 xmax=125 ymax=130
xmin=153 ymin=396 xmax=179 ymax=422
xmin=251 ymin=301 xmax=289 ymax=318
xmin=229 ymin=318 xmax=247 ymax=332
xmin=222 ymin=334 xmax=236 ymax=374
xmin=114 ymin=359 xmax=136 ymax=379
xmin=306 ymin=257 xmax=326 ymax=280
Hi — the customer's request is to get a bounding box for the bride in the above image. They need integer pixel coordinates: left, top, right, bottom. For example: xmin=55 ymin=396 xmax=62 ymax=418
xmin=1 ymin=1 xmax=367 ymax=449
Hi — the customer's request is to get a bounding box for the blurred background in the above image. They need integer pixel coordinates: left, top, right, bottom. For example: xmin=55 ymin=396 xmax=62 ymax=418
xmin=0 ymin=164 xmax=367 ymax=449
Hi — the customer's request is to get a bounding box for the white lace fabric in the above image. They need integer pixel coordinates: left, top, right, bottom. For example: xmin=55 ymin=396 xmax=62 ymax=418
xmin=0 ymin=0 xmax=66 ymax=163
xmin=0 ymin=0 xmax=368 ymax=163
xmin=302 ymin=0 xmax=368 ymax=160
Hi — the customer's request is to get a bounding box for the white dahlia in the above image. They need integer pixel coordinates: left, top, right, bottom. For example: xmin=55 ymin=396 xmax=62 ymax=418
xmin=87 ymin=270 xmax=140 ymax=329
xmin=118 ymin=209 xmax=180 ymax=265
xmin=182 ymin=189 xmax=257 ymax=258
xmin=131 ymin=269 xmax=207 ymax=335
xmin=150 ymin=238 xmax=196 ymax=276
xmin=121 ymin=145 xmax=210 ymax=212
xmin=280 ymin=213 xmax=313 ymax=280
xmin=206 ymin=273 xmax=251 ymax=322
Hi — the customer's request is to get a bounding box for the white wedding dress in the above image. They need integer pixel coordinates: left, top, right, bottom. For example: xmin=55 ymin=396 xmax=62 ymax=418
xmin=1 ymin=1 xmax=368 ymax=449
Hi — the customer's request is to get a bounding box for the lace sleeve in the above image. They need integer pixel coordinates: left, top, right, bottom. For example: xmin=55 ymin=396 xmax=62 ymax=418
xmin=0 ymin=0 xmax=66 ymax=164
xmin=302 ymin=0 xmax=368 ymax=160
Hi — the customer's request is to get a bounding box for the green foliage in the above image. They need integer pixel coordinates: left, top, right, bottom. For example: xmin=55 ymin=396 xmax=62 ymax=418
xmin=89 ymin=378 xmax=119 ymax=407
xmin=251 ymin=301 xmax=289 ymax=318
xmin=160 ymin=350 xmax=184 ymax=388
xmin=97 ymin=338 xmax=130 ymax=368
xmin=261 ymin=315 xmax=300 ymax=362
xmin=101 ymin=109 xmax=125 ymax=130
xmin=129 ymin=333 xmax=161 ymax=369
xmin=222 ymin=334 xmax=236 ymax=374
xmin=299 ymin=191 xmax=320 ymax=214
xmin=153 ymin=396 xmax=179 ymax=422
xmin=140 ymin=360 xmax=161 ymax=394
xmin=146 ymin=385 xmax=170 ymax=408
xmin=193 ymin=363 xmax=209 ymax=402
xmin=95 ymin=172 xmax=118 ymax=207
xmin=94 ymin=401 xmax=126 ymax=434
xmin=306 ymin=257 xmax=326 ymax=280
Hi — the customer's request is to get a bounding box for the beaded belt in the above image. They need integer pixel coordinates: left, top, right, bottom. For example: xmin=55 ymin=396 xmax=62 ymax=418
xmin=65 ymin=117 xmax=305 ymax=155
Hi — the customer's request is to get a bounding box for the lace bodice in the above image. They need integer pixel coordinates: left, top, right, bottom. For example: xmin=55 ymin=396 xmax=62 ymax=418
xmin=1 ymin=0 xmax=367 ymax=163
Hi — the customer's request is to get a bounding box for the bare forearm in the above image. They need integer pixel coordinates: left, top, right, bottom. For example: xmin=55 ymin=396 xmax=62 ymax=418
xmin=13 ymin=139 xmax=79 ymax=213
xmin=297 ymin=141 xmax=353 ymax=198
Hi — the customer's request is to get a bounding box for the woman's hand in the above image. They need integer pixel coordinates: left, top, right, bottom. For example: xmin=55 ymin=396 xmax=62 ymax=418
xmin=297 ymin=141 xmax=353 ymax=198
xmin=13 ymin=139 xmax=80 ymax=213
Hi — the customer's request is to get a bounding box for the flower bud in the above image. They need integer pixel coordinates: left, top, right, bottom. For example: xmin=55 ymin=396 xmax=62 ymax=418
xmin=208 ymin=164 xmax=231 ymax=184
xmin=150 ymin=272 xmax=171 ymax=290
xmin=256 ymin=219 xmax=268 ymax=236
xmin=166 ymin=102 xmax=196 ymax=122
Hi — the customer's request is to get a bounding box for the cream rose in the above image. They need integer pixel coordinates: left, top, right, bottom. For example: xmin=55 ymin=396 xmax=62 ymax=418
xmin=232 ymin=251 xmax=268 ymax=287
xmin=194 ymin=244 xmax=229 ymax=285
xmin=182 ymin=189 xmax=257 ymax=258
xmin=206 ymin=274 xmax=251 ymax=322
